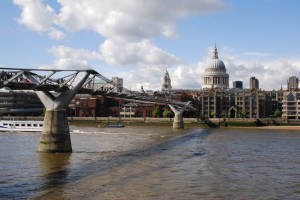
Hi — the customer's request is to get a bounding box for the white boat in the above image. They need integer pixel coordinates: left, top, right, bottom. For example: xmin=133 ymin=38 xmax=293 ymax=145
xmin=0 ymin=120 xmax=44 ymax=132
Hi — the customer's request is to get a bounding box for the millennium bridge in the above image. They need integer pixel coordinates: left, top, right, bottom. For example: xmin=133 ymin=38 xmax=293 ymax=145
xmin=0 ymin=68 xmax=196 ymax=153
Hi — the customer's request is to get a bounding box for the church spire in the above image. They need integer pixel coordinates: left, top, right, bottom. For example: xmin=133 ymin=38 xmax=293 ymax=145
xmin=161 ymin=70 xmax=172 ymax=93
xmin=213 ymin=43 xmax=219 ymax=59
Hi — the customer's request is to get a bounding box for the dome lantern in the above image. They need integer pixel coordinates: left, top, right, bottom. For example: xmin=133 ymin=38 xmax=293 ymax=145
xmin=213 ymin=43 xmax=219 ymax=59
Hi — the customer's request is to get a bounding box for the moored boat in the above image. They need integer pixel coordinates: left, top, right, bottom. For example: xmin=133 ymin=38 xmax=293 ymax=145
xmin=0 ymin=120 xmax=44 ymax=132
xmin=104 ymin=123 xmax=124 ymax=128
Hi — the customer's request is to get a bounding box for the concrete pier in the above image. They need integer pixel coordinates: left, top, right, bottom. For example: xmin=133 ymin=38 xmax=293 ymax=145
xmin=25 ymin=71 xmax=93 ymax=153
xmin=169 ymin=102 xmax=190 ymax=129
xmin=38 ymin=110 xmax=71 ymax=153
xmin=172 ymin=112 xmax=185 ymax=129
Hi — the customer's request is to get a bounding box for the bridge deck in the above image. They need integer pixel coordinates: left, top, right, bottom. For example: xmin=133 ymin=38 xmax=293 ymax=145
xmin=0 ymin=68 xmax=197 ymax=111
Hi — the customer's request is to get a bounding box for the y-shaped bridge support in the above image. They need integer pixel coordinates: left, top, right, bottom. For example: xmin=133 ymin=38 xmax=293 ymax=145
xmin=169 ymin=102 xmax=190 ymax=129
xmin=26 ymin=71 xmax=92 ymax=152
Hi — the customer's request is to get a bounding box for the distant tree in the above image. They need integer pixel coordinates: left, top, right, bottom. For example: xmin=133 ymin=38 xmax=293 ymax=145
xmin=238 ymin=109 xmax=248 ymax=118
xmin=210 ymin=111 xmax=216 ymax=118
xmin=163 ymin=109 xmax=173 ymax=118
xmin=221 ymin=111 xmax=227 ymax=118
xmin=153 ymin=107 xmax=163 ymax=118
xmin=274 ymin=109 xmax=282 ymax=118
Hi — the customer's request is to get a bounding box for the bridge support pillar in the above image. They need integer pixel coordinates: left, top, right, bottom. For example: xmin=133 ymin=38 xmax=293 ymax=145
xmin=169 ymin=102 xmax=190 ymax=129
xmin=38 ymin=110 xmax=71 ymax=153
xmin=25 ymin=71 xmax=92 ymax=153
xmin=173 ymin=112 xmax=185 ymax=129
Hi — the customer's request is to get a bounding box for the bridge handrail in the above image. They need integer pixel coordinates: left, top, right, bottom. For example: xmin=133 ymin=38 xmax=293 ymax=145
xmin=0 ymin=67 xmax=198 ymax=111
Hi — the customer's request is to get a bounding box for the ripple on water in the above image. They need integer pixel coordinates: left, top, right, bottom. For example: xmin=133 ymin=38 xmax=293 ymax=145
xmin=1 ymin=127 xmax=300 ymax=199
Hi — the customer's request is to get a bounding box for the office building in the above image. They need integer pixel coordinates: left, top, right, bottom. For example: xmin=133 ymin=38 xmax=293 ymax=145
xmin=233 ymin=81 xmax=243 ymax=89
xmin=249 ymin=77 xmax=259 ymax=89
xmin=0 ymin=91 xmax=43 ymax=116
xmin=199 ymin=45 xmax=282 ymax=119
xmin=287 ymin=76 xmax=298 ymax=90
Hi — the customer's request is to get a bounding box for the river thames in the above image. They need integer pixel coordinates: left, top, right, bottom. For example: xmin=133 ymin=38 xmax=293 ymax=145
xmin=1 ymin=125 xmax=300 ymax=199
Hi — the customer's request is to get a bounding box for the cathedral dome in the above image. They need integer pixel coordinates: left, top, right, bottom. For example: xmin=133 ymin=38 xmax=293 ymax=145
xmin=202 ymin=44 xmax=229 ymax=89
xmin=205 ymin=45 xmax=226 ymax=73
xmin=207 ymin=59 xmax=225 ymax=69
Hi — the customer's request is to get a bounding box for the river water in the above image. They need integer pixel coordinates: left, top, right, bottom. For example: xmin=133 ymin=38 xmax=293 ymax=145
xmin=0 ymin=125 xmax=300 ymax=199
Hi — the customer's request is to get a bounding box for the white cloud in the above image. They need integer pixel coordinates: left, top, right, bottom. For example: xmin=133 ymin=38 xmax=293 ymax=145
xmin=13 ymin=0 xmax=300 ymax=93
xmin=55 ymin=0 xmax=226 ymax=40
xmin=48 ymin=45 xmax=101 ymax=69
xmin=13 ymin=0 xmax=57 ymax=32
xmin=100 ymin=39 xmax=181 ymax=66
xmin=16 ymin=0 xmax=299 ymax=92
xmin=123 ymin=65 xmax=202 ymax=91
xmin=45 ymin=43 xmax=300 ymax=92
xmin=123 ymin=66 xmax=164 ymax=91
xmin=13 ymin=0 xmax=226 ymax=68
xmin=242 ymin=52 xmax=278 ymax=57
xmin=48 ymin=28 xmax=66 ymax=40
xmin=172 ymin=66 xmax=201 ymax=89
xmin=13 ymin=0 xmax=226 ymax=40
xmin=223 ymin=55 xmax=300 ymax=90
xmin=191 ymin=46 xmax=300 ymax=91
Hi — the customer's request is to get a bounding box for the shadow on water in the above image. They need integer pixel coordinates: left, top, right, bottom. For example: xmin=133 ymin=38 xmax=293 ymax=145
xmin=3 ymin=128 xmax=212 ymax=199
xmin=38 ymin=129 xmax=211 ymax=197
xmin=38 ymin=153 xmax=71 ymax=188
xmin=0 ymin=153 xmax=72 ymax=199
xmin=36 ymin=153 xmax=71 ymax=199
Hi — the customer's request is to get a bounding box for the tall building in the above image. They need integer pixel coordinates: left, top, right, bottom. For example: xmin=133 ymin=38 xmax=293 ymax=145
xmin=112 ymin=77 xmax=123 ymax=92
xmin=198 ymin=87 xmax=278 ymax=119
xmin=233 ymin=81 xmax=243 ymax=89
xmin=0 ymin=91 xmax=44 ymax=116
xmin=161 ymin=70 xmax=172 ymax=93
xmin=282 ymin=91 xmax=300 ymax=119
xmin=198 ymin=45 xmax=282 ymax=119
xmin=287 ymin=76 xmax=299 ymax=90
xmin=282 ymin=76 xmax=300 ymax=119
xmin=202 ymin=45 xmax=229 ymax=89
xmin=249 ymin=77 xmax=259 ymax=89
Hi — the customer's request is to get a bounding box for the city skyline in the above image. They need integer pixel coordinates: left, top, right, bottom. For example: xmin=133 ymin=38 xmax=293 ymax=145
xmin=1 ymin=0 xmax=300 ymax=91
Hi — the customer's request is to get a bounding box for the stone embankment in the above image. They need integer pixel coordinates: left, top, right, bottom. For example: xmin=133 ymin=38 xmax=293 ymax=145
xmin=2 ymin=116 xmax=300 ymax=129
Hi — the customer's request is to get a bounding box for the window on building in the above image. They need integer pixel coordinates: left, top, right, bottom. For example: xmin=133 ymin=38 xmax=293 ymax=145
xmin=287 ymin=93 xmax=296 ymax=101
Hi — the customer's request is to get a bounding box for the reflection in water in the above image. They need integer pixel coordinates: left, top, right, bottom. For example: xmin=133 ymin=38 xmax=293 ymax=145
xmin=1 ymin=127 xmax=300 ymax=199
xmin=37 ymin=153 xmax=71 ymax=199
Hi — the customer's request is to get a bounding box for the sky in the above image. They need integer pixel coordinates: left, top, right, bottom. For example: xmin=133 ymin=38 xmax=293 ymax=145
xmin=1 ymin=0 xmax=300 ymax=91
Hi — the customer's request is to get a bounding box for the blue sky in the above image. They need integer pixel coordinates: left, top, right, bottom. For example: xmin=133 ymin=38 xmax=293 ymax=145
xmin=1 ymin=0 xmax=300 ymax=91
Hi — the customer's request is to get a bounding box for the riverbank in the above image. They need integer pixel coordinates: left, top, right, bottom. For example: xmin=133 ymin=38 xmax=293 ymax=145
xmin=69 ymin=119 xmax=209 ymax=129
xmin=2 ymin=116 xmax=300 ymax=130
xmin=225 ymin=125 xmax=300 ymax=130
xmin=68 ymin=118 xmax=300 ymax=131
